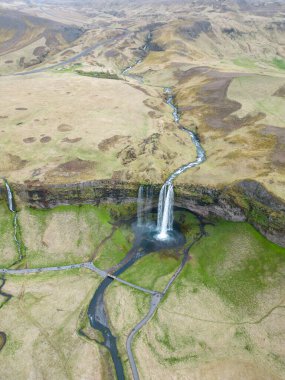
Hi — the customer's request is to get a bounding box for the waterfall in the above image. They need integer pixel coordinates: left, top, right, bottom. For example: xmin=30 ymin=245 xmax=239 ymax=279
xmin=155 ymin=88 xmax=206 ymax=240
xmin=137 ymin=185 xmax=153 ymax=227
xmin=137 ymin=186 xmax=144 ymax=226
xmin=144 ymin=186 xmax=153 ymax=223
xmin=4 ymin=180 xmax=15 ymax=212
xmin=155 ymin=88 xmax=178 ymax=240
xmin=156 ymin=182 xmax=174 ymax=240
xmin=2 ymin=179 xmax=23 ymax=260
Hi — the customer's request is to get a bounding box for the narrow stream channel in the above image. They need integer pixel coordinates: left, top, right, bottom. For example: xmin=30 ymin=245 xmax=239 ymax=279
xmin=2 ymin=179 xmax=24 ymax=262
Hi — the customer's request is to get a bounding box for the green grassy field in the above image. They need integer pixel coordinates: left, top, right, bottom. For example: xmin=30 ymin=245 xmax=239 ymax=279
xmin=0 ymin=269 xmax=104 ymax=380
xmin=1 ymin=203 xmax=284 ymax=379
xmin=272 ymin=58 xmax=285 ymax=70
xmin=227 ymin=75 xmax=285 ymax=128
xmin=15 ymin=204 xmax=134 ymax=269
xmin=132 ymin=218 xmax=285 ymax=379
xmin=180 ymin=220 xmax=285 ymax=313
xmin=0 ymin=201 xmax=18 ymax=268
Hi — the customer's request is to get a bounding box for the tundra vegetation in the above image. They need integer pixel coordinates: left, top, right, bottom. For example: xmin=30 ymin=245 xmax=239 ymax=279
xmin=0 ymin=0 xmax=285 ymax=379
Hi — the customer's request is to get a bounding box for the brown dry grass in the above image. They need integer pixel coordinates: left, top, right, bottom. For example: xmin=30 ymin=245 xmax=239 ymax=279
xmin=0 ymin=72 xmax=197 ymax=184
xmin=133 ymin=282 xmax=285 ymax=380
xmin=0 ymin=270 xmax=104 ymax=380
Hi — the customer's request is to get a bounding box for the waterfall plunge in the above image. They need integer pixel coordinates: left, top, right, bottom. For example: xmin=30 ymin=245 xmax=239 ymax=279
xmin=2 ymin=178 xmax=23 ymax=260
xmin=137 ymin=186 xmax=144 ymax=226
xmin=156 ymin=182 xmax=174 ymax=240
xmin=4 ymin=180 xmax=15 ymax=212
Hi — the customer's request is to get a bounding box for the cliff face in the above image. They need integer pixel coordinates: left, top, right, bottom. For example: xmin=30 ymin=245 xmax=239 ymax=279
xmin=175 ymin=180 xmax=285 ymax=247
xmin=1 ymin=179 xmax=285 ymax=247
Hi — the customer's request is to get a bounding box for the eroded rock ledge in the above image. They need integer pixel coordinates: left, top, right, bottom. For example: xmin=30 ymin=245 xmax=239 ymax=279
xmin=1 ymin=179 xmax=285 ymax=247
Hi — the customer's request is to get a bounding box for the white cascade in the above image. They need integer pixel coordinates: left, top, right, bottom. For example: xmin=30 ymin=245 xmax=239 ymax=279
xmin=144 ymin=186 xmax=153 ymax=224
xmin=2 ymin=178 xmax=23 ymax=260
xmin=4 ymin=180 xmax=15 ymax=212
xmin=156 ymin=88 xmax=206 ymax=240
xmin=137 ymin=186 xmax=144 ymax=226
xmin=137 ymin=185 xmax=153 ymax=226
xmin=156 ymin=182 xmax=174 ymax=240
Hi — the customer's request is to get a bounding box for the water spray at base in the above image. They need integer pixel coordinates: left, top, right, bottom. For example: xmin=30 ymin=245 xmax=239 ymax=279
xmin=156 ymin=182 xmax=174 ymax=240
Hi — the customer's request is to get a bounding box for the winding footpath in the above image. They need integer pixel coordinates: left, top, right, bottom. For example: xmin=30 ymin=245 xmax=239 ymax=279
xmin=0 ymin=262 xmax=158 ymax=296
xmin=13 ymin=33 xmax=127 ymax=76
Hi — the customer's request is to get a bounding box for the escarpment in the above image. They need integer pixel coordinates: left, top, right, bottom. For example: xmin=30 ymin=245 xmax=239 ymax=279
xmin=1 ymin=178 xmax=284 ymax=247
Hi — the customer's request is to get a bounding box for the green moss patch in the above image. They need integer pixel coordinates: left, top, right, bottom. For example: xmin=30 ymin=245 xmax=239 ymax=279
xmin=233 ymin=58 xmax=257 ymax=69
xmin=18 ymin=204 xmax=133 ymax=269
xmin=272 ymin=58 xmax=285 ymax=70
xmin=75 ymin=70 xmax=121 ymax=80
xmin=120 ymin=211 xmax=201 ymax=292
xmin=180 ymin=220 xmax=285 ymax=313
xmin=0 ymin=201 xmax=18 ymax=268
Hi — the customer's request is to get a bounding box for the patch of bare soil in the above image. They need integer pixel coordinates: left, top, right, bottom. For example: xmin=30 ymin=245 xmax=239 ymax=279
xmin=178 ymin=20 xmax=213 ymax=41
xmin=148 ymin=110 xmax=162 ymax=119
xmin=129 ymin=84 xmax=151 ymax=96
xmin=143 ymin=98 xmax=162 ymax=111
xmin=263 ymin=126 xmax=285 ymax=166
xmin=61 ymin=137 xmax=82 ymax=143
xmin=54 ymin=159 xmax=96 ymax=173
xmin=117 ymin=133 xmax=161 ymax=165
xmin=273 ymin=84 xmax=285 ymax=98
xmin=105 ymin=49 xmax=120 ymax=58
xmin=1 ymin=154 xmax=27 ymax=171
xmin=57 ymin=124 xmax=73 ymax=132
xmin=0 ymin=9 xmax=84 ymax=57
xmin=33 ymin=45 xmax=49 ymax=61
xmin=198 ymin=78 xmax=241 ymax=130
xmin=111 ymin=170 xmax=124 ymax=180
xmin=23 ymin=137 xmax=36 ymax=143
xmin=98 ymin=135 xmax=129 ymax=152
xmin=40 ymin=136 xmax=51 ymax=143
xmin=176 ymin=68 xmax=261 ymax=131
